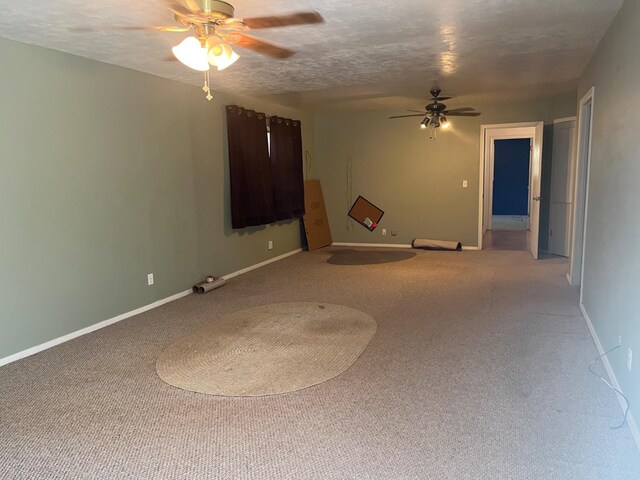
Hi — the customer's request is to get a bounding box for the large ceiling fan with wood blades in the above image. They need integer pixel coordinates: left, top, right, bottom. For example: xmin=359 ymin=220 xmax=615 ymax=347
xmin=73 ymin=0 xmax=324 ymax=100
xmin=389 ymin=88 xmax=481 ymax=138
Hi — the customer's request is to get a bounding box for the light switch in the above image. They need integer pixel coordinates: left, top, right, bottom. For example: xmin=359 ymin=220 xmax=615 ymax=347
xmin=463 ymin=180 xmax=468 ymax=188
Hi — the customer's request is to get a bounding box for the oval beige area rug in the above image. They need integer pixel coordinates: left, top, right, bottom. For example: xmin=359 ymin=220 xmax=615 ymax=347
xmin=156 ymin=302 xmax=377 ymax=396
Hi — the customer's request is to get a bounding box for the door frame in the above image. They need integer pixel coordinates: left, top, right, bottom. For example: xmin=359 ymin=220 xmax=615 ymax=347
xmin=478 ymin=122 xmax=544 ymax=255
xmin=567 ymin=87 xmax=595 ymax=288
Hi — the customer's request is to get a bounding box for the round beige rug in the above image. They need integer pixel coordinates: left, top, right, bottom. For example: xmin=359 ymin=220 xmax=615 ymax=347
xmin=327 ymin=249 xmax=416 ymax=265
xmin=156 ymin=302 xmax=377 ymax=396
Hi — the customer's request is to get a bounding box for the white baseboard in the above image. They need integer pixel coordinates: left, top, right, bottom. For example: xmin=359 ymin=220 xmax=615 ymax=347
xmin=332 ymin=242 xmax=412 ymax=248
xmin=0 ymin=248 xmax=303 ymax=368
xmin=0 ymin=289 xmax=192 ymax=367
xmin=462 ymin=246 xmax=480 ymax=251
xmin=566 ymin=273 xmax=573 ymax=285
xmin=222 ymin=248 xmax=302 ymax=280
xmin=332 ymin=242 xmax=478 ymax=251
xmin=579 ymin=303 xmax=640 ymax=454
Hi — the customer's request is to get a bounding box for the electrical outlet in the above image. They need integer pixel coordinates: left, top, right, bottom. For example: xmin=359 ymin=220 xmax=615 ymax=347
xmin=627 ymin=348 xmax=633 ymax=371
xmin=462 ymin=180 xmax=468 ymax=188
xmin=382 ymin=229 xmax=387 ymax=236
xmin=147 ymin=273 xmax=154 ymax=286
xmin=268 ymin=240 xmax=273 ymax=250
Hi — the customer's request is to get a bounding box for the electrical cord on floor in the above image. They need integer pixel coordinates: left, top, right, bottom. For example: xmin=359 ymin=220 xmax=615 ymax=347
xmin=587 ymin=344 xmax=630 ymax=430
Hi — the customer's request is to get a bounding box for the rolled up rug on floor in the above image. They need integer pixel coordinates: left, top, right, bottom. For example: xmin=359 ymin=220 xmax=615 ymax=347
xmin=193 ymin=277 xmax=227 ymax=294
xmin=412 ymin=238 xmax=462 ymax=251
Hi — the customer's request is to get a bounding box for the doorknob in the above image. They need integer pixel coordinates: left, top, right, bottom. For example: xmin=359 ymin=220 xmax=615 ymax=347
xmin=533 ymin=196 xmax=541 ymax=202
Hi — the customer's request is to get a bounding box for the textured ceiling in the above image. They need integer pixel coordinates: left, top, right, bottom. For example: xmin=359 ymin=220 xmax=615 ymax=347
xmin=0 ymin=0 xmax=624 ymax=108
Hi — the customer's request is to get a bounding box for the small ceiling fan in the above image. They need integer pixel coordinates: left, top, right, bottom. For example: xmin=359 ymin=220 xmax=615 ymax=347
xmin=389 ymin=88 xmax=481 ymax=138
xmin=73 ymin=0 xmax=324 ymax=99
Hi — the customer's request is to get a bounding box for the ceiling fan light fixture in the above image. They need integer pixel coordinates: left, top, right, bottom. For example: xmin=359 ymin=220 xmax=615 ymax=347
xmin=172 ymin=36 xmax=210 ymax=72
xmin=215 ymin=49 xmax=240 ymax=71
xmin=440 ymin=116 xmax=450 ymax=129
xmin=207 ymin=37 xmax=240 ymax=71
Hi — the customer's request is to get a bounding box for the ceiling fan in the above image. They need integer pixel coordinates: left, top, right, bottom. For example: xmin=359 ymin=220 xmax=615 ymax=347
xmin=74 ymin=0 xmax=324 ymax=100
xmin=389 ymin=88 xmax=481 ymax=138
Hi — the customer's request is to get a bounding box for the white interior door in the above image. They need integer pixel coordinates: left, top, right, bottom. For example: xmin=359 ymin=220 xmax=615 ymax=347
xmin=528 ymin=122 xmax=544 ymax=259
xmin=548 ymin=118 xmax=576 ymax=256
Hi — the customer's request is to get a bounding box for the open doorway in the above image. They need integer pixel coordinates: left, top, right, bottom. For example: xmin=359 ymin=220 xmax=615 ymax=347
xmin=484 ymin=138 xmax=531 ymax=252
xmin=478 ymin=122 xmax=544 ymax=258
xmin=492 ymin=138 xmax=531 ymax=233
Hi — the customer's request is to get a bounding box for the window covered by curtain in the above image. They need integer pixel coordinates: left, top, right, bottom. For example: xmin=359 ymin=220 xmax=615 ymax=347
xmin=269 ymin=117 xmax=305 ymax=221
xmin=226 ymin=105 xmax=275 ymax=229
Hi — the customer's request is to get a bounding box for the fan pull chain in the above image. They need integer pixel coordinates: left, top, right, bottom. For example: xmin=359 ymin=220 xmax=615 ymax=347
xmin=202 ymin=71 xmax=213 ymax=101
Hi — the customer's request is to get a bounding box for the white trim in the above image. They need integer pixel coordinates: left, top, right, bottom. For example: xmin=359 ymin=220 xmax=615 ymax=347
xmin=579 ymin=94 xmax=594 ymax=296
xmin=579 ymin=304 xmax=640 ymax=454
xmin=331 ymin=242 xmax=477 ymax=250
xmin=554 ymin=116 xmax=578 ymax=124
xmin=222 ymin=248 xmax=302 ymax=280
xmin=480 ymin=121 xmax=543 ymax=130
xmin=0 ymin=289 xmax=192 ymax=367
xmin=478 ymin=122 xmax=543 ymax=258
xmin=566 ymin=273 xmax=573 ymax=285
xmin=332 ymin=242 xmax=412 ymax=248
xmin=568 ymin=87 xmax=595 ymax=289
xmin=462 ymin=246 xmax=480 ymax=251
xmin=478 ymin=127 xmax=486 ymax=250
xmin=0 ymin=248 xmax=303 ymax=367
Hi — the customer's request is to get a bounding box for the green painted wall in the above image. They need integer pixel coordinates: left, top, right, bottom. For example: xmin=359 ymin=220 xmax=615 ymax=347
xmin=314 ymin=95 xmax=575 ymax=247
xmin=577 ymin=0 xmax=640 ymax=430
xmin=0 ymin=37 xmax=313 ymax=359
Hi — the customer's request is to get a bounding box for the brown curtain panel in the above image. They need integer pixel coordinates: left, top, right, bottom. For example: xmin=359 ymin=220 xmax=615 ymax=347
xmin=226 ymin=105 xmax=275 ymax=229
xmin=269 ymin=116 xmax=305 ymax=221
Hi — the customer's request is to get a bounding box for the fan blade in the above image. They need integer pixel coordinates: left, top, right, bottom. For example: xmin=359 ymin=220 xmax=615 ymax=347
xmin=388 ymin=114 xmax=426 ymax=119
xmin=407 ymin=109 xmax=426 ymax=113
xmin=240 ymin=11 xmax=324 ymax=29
xmin=434 ymin=96 xmax=453 ymax=101
xmin=70 ymin=25 xmax=190 ymax=33
xmin=218 ymin=20 xmax=248 ymax=31
xmin=444 ymin=107 xmax=474 ymax=113
xmin=223 ymin=32 xmax=295 ymax=59
xmin=446 ymin=112 xmax=481 ymax=117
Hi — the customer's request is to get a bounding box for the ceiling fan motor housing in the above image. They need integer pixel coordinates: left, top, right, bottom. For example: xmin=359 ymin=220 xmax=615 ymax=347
xmin=426 ymin=102 xmax=447 ymax=113
xmin=175 ymin=0 xmax=235 ymax=28
xmin=198 ymin=0 xmax=235 ymax=17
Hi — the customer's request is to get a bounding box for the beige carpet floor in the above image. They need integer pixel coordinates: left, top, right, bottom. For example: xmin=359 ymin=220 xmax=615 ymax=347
xmin=156 ymin=302 xmax=377 ymax=396
xmin=327 ymin=249 xmax=416 ymax=265
xmin=1 ymin=247 xmax=639 ymax=479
